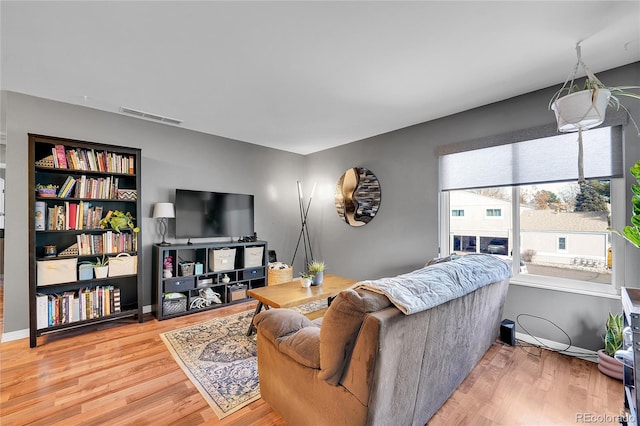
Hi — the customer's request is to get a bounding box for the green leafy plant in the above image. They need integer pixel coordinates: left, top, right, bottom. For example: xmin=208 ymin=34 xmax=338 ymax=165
xmin=307 ymin=260 xmax=325 ymax=273
xmin=612 ymin=161 xmax=640 ymax=248
xmin=99 ymin=210 xmax=140 ymax=233
xmin=35 ymin=183 xmax=58 ymax=190
xmin=300 ymin=272 xmax=314 ymax=279
xmin=604 ymin=312 xmax=624 ymax=357
xmin=549 ymin=74 xmax=640 ymax=135
xmin=93 ymin=254 xmax=109 ymax=267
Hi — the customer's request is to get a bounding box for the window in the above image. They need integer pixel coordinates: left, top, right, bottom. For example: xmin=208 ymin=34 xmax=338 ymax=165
xmin=451 ymin=209 xmax=464 ymax=217
xmin=558 ymin=237 xmax=567 ymax=251
xmin=439 ymin=126 xmax=623 ymax=294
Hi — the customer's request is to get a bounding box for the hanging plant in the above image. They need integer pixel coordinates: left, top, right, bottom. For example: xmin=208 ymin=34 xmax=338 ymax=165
xmin=549 ymin=44 xmax=640 ymax=134
xmin=548 ymin=44 xmax=640 ymax=184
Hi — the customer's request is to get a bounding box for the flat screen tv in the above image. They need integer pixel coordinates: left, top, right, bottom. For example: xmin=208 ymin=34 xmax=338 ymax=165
xmin=175 ymin=189 xmax=254 ymax=239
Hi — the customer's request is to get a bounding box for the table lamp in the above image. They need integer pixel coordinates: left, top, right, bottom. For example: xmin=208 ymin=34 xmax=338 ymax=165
xmin=153 ymin=202 xmax=175 ymax=246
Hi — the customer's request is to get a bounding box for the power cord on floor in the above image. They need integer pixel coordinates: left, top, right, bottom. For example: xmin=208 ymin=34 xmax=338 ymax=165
xmin=513 ymin=313 xmax=599 ymax=361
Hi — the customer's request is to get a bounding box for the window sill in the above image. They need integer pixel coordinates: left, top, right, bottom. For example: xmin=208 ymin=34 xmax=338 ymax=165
xmin=509 ymin=276 xmax=621 ymax=299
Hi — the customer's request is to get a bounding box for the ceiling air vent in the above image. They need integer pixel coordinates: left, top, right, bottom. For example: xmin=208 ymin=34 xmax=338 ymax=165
xmin=120 ymin=107 xmax=183 ymax=126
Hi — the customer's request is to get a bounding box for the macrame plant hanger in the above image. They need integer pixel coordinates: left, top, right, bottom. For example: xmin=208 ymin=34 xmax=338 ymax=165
xmin=552 ymin=43 xmax=607 ymax=184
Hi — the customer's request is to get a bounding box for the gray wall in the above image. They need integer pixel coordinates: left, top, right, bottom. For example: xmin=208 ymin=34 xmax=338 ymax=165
xmin=4 ymin=63 xmax=639 ymax=351
xmin=4 ymin=92 xmax=304 ymax=334
xmin=306 ymin=62 xmax=639 ymax=351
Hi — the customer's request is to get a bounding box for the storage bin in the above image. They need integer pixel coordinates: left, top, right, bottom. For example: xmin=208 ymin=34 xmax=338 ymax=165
xmin=117 ymin=189 xmax=137 ymax=201
xmin=179 ymin=261 xmax=195 ymax=276
xmin=164 ymin=276 xmax=195 ymax=293
xmin=108 ymin=253 xmax=137 ymax=277
xmin=37 ymin=258 xmax=78 ymax=286
xmin=210 ymin=248 xmax=236 ymax=272
xmin=241 ymin=267 xmax=264 ymax=280
xmin=163 ymin=293 xmax=187 ymax=316
xmin=244 ymin=246 xmax=264 ymax=268
xmin=78 ymin=262 xmax=94 ymax=280
xmin=267 ymin=265 xmax=293 ymax=286
xmin=228 ymin=283 xmax=248 ymax=301
xmin=194 ymin=262 xmax=204 ymax=275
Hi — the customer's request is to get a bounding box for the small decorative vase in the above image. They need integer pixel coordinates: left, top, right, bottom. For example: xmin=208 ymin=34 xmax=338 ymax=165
xmin=311 ymin=271 xmax=324 ymax=286
xmin=222 ymin=274 xmax=231 ymax=283
xmin=94 ymin=266 xmax=109 ymax=279
xmin=597 ymin=349 xmax=623 ymax=381
xmin=301 ymin=278 xmax=312 ymax=288
xmin=163 ymin=269 xmax=172 ymax=278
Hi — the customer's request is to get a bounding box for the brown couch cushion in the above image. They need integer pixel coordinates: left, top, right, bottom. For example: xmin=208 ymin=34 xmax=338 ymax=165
xmin=254 ymin=308 xmax=317 ymax=341
xmin=278 ymin=327 xmax=321 ymax=368
xmin=319 ymin=289 xmax=391 ymax=385
xmin=254 ymin=309 xmax=321 ymax=368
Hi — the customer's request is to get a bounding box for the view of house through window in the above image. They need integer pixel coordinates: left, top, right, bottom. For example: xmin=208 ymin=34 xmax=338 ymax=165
xmin=449 ymin=180 xmax=612 ymax=284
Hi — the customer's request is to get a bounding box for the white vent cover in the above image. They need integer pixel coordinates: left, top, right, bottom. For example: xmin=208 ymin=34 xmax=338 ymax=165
xmin=119 ymin=106 xmax=183 ymax=125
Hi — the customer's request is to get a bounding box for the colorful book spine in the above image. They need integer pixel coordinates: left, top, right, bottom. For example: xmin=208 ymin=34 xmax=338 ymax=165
xmin=54 ymin=145 xmax=67 ymax=169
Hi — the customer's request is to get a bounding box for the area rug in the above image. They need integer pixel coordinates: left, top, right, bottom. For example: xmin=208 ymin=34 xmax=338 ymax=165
xmin=160 ymin=300 xmax=327 ymax=419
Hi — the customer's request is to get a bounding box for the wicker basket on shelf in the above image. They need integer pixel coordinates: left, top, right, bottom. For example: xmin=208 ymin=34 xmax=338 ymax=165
xmin=267 ymin=265 xmax=293 ymax=286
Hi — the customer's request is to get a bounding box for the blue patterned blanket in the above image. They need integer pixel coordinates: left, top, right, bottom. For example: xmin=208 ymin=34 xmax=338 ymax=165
xmin=357 ymin=254 xmax=511 ymax=315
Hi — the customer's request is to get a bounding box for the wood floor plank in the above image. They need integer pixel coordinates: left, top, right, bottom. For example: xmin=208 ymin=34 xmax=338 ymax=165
xmin=0 ymin=279 xmax=624 ymax=425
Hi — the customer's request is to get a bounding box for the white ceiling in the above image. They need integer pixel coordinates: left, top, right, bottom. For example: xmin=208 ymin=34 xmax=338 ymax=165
xmin=2 ymin=1 xmax=639 ymax=154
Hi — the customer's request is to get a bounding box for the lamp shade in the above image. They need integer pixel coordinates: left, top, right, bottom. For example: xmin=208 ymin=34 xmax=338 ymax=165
xmin=153 ymin=202 xmax=175 ymax=219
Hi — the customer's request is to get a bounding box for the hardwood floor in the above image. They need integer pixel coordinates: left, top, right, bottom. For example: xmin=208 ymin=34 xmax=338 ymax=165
xmin=0 ymin=278 xmax=624 ymax=425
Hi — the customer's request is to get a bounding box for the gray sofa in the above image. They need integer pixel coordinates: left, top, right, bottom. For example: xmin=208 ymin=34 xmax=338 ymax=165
xmin=254 ymin=260 xmax=510 ymax=425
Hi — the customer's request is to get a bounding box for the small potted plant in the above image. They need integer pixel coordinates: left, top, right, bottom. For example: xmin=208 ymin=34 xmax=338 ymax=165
xmin=93 ymin=254 xmax=109 ymax=279
xmin=99 ymin=210 xmax=140 ymax=233
xmin=299 ymin=272 xmax=313 ymax=288
xmin=35 ymin=183 xmax=58 ymax=197
xmin=307 ymin=260 xmax=325 ymax=286
xmin=597 ymin=312 xmax=624 ymax=380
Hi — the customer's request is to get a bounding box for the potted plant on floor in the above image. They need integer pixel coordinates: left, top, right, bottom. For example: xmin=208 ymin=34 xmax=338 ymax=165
xmin=93 ymin=254 xmax=109 ymax=279
xmin=308 ymin=260 xmax=325 ymax=286
xmin=597 ymin=312 xmax=624 ymax=380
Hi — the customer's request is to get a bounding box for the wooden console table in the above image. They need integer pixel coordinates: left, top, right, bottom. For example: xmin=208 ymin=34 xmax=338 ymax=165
xmin=246 ymin=273 xmax=357 ymax=335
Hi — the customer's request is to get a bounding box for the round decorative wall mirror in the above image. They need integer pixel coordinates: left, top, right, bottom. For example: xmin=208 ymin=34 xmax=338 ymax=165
xmin=335 ymin=167 xmax=381 ymax=227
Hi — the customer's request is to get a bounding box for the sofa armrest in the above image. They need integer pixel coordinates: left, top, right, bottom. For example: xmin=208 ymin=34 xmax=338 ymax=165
xmin=254 ymin=309 xmax=321 ymax=369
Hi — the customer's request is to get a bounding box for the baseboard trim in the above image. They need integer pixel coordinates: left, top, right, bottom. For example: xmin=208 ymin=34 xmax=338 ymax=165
xmin=2 ymin=304 xmax=153 ymax=343
xmin=1 ymin=328 xmax=29 ymax=343
xmin=515 ymin=332 xmax=597 ymax=362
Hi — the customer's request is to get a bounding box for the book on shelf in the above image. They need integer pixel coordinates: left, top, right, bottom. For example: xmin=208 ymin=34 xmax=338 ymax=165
xmin=53 ymin=145 xmax=67 ymax=169
xmin=56 ymin=176 xmax=75 ymax=198
xmin=46 ymin=144 xmax=134 ymax=174
xmin=41 ymin=286 xmax=121 ymax=327
xmin=76 ymin=231 xmax=136 ymax=255
xmin=36 ymin=293 xmax=49 ymax=330
xmin=43 ymin=202 xmax=108 ymax=231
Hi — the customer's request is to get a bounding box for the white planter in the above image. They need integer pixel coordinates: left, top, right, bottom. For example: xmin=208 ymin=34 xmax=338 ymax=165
xmin=300 ymin=278 xmax=312 ymax=288
xmin=551 ymin=88 xmax=611 ymax=132
xmin=94 ymin=265 xmax=108 ymax=279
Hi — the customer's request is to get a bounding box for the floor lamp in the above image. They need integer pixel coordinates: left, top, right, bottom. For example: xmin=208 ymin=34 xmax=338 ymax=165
xmin=153 ymin=202 xmax=175 ymax=246
xmin=291 ymin=181 xmax=315 ymax=267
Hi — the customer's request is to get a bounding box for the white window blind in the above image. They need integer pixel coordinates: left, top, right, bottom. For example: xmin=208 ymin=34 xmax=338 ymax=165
xmin=439 ymin=126 xmax=623 ymax=191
